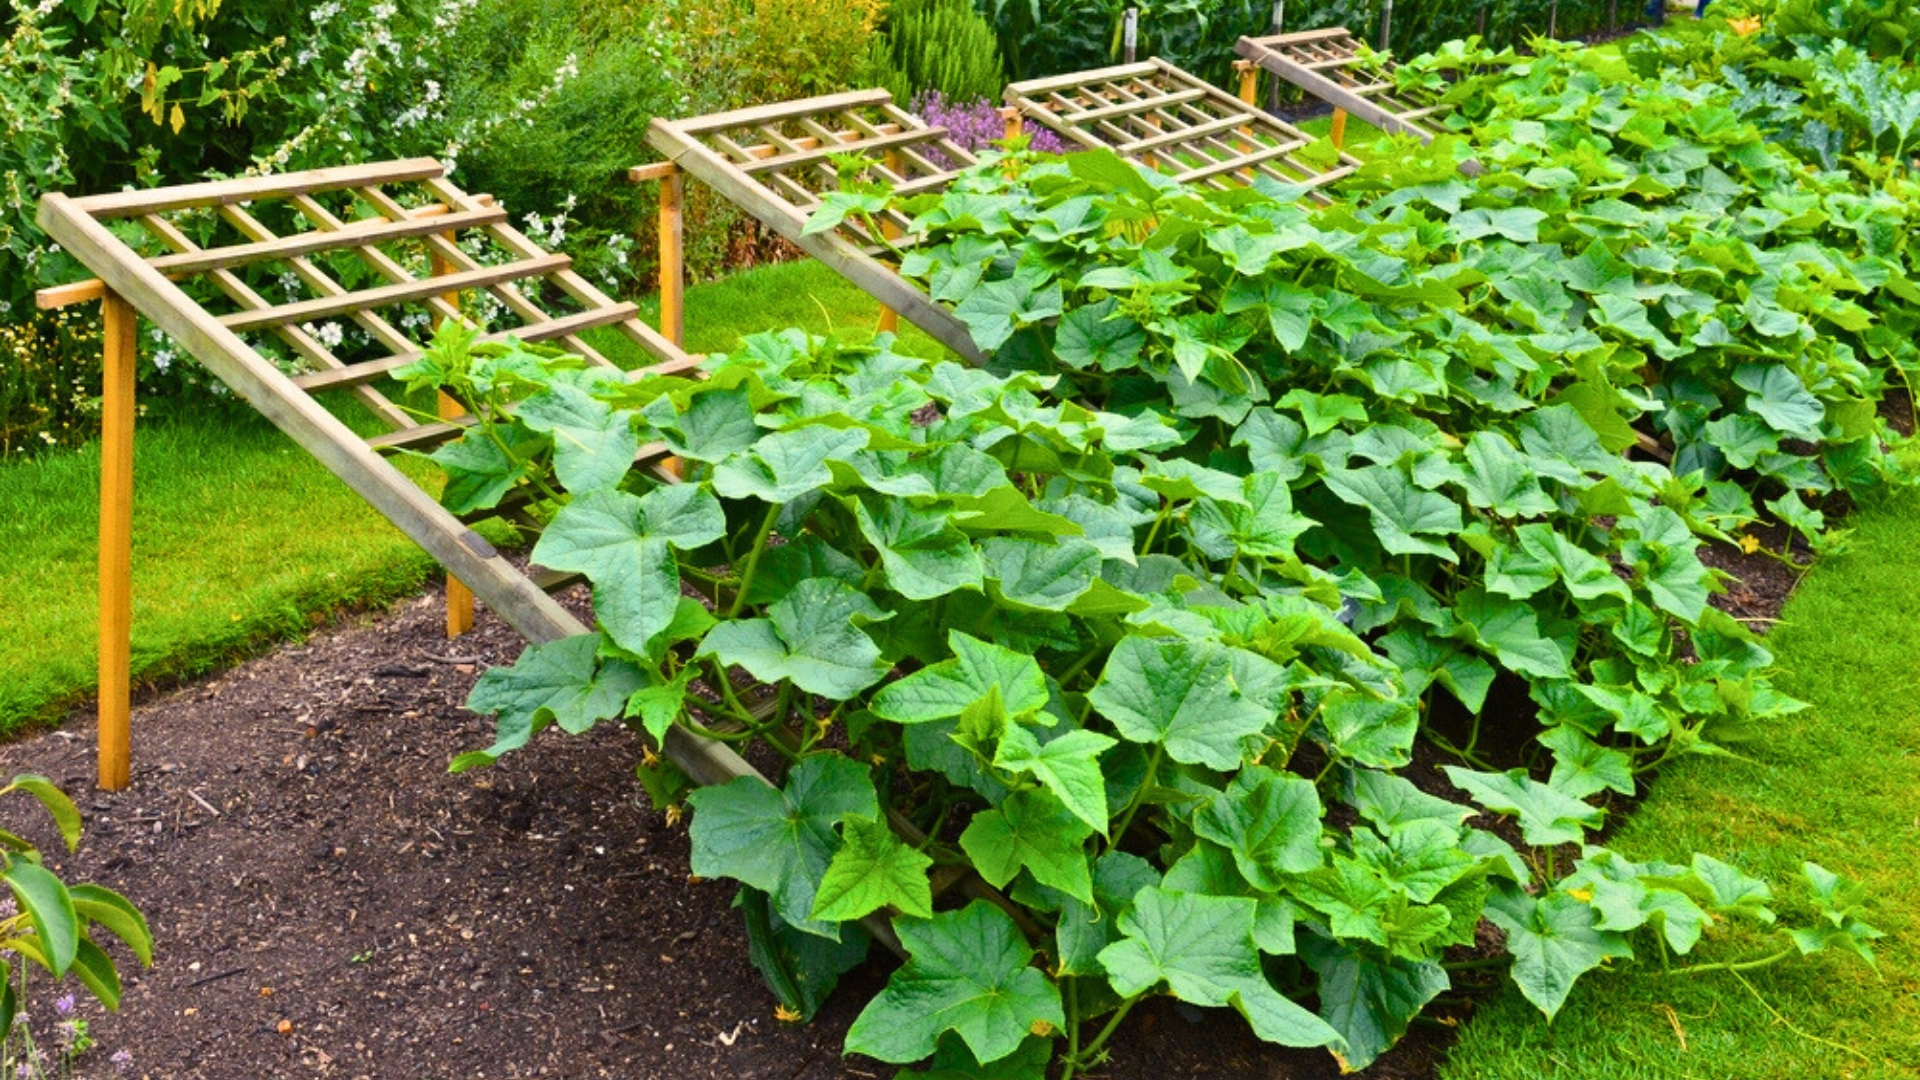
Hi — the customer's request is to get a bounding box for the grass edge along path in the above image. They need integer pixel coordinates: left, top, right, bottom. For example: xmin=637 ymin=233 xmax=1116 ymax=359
xmin=1442 ymin=488 xmax=1920 ymax=1080
xmin=0 ymin=258 xmax=942 ymax=735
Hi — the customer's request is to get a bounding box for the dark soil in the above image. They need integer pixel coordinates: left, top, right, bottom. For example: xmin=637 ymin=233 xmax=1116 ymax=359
xmin=1 ymin=513 xmax=1804 ymax=1079
xmin=1 ymin=582 xmax=1442 ymax=1080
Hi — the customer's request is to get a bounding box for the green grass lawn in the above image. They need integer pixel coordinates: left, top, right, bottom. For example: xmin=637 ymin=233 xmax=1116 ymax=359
xmin=0 ymin=258 xmax=933 ymax=733
xmin=1442 ymin=488 xmax=1920 ymax=1079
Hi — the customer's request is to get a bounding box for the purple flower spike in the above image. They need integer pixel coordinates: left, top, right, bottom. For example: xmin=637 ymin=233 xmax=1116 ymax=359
xmin=54 ymin=993 xmax=75 ymax=1016
xmin=911 ymin=90 xmax=1070 ymax=169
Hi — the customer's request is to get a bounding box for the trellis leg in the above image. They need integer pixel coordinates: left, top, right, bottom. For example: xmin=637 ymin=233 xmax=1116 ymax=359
xmin=1235 ymin=60 xmax=1259 ymax=180
xmin=877 ymin=150 xmax=903 ymax=335
xmin=659 ymin=167 xmax=686 ymax=348
xmin=429 ymin=247 xmax=477 ymax=638
xmin=98 ymin=290 xmax=136 ymax=791
xmin=1001 ymin=107 xmax=1024 ymax=143
xmin=1331 ymin=108 xmax=1349 ymax=150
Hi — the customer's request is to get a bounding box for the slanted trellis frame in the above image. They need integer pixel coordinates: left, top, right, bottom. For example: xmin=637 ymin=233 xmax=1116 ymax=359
xmin=1004 ymin=58 xmax=1363 ymax=194
xmin=1234 ymin=28 xmax=1452 ymax=147
xmin=34 ymin=158 xmax=710 ymax=791
xmin=643 ymin=90 xmax=985 ymax=363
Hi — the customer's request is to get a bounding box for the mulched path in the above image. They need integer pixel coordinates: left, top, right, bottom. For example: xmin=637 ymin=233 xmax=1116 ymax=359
xmin=2 ymin=524 xmax=1796 ymax=1079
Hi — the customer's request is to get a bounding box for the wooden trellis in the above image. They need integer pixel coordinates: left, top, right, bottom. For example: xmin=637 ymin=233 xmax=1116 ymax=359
xmin=1235 ymin=28 xmax=1452 ymax=145
xmin=1004 ymin=59 xmax=1362 ymax=194
xmin=644 ymin=90 xmax=984 ymax=362
xmin=33 ymin=158 xmax=721 ymax=791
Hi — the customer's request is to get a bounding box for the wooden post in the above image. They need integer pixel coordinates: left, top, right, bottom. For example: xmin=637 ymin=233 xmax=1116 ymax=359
xmin=1331 ymin=108 xmax=1349 ymax=149
xmin=1001 ymin=107 xmax=1024 ymax=143
xmin=878 ymin=150 xmax=903 ymax=335
xmin=1234 ymin=61 xmax=1259 ymax=179
xmin=98 ymin=290 xmax=136 ymax=792
xmin=658 ymin=168 xmax=685 ymax=348
xmin=429 ymin=248 xmax=476 ymax=638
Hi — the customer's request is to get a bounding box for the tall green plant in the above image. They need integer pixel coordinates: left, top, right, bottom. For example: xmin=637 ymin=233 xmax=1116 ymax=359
xmin=873 ymin=0 xmax=1006 ymax=102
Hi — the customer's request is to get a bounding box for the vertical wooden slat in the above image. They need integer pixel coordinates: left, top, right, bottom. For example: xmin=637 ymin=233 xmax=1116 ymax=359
xmin=429 ymin=245 xmax=478 ymax=639
xmin=1331 ymin=108 xmax=1349 ymax=149
xmin=98 ymin=290 xmax=137 ymax=792
xmin=659 ymin=168 xmax=686 ymax=347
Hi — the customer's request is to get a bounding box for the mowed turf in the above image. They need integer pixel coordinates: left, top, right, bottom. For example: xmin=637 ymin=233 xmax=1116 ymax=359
xmin=1442 ymin=488 xmax=1920 ymax=1080
xmin=0 ymin=258 xmax=936 ymax=733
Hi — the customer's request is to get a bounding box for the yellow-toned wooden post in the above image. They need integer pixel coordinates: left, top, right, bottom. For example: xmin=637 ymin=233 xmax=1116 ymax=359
xmin=878 ymin=150 xmax=903 ymax=335
xmin=98 ymin=290 xmax=136 ymax=791
xmin=1331 ymin=108 xmax=1349 ymax=149
xmin=1001 ymin=107 xmax=1024 ymax=142
xmin=429 ymin=247 xmax=477 ymax=638
xmin=659 ymin=167 xmax=686 ymax=348
xmin=1234 ymin=59 xmax=1259 ymax=179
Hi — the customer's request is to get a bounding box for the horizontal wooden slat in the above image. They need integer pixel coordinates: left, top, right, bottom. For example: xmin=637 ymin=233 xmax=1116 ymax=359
xmin=664 ymin=89 xmax=893 ymax=135
xmin=1122 ymin=113 xmax=1272 ymax=155
xmin=149 ymin=206 xmax=507 ymax=276
xmin=742 ymin=125 xmax=945 ymax=175
xmin=1005 ymin=61 xmax=1158 ymax=99
xmin=628 ymin=161 xmax=680 ymax=183
xmin=220 ymin=254 xmax=570 ymax=332
xmin=291 ymin=303 xmax=646 ymax=393
xmin=1253 ymin=27 xmax=1355 ymax=47
xmin=1065 ymin=87 xmax=1208 ymax=125
xmin=72 ymin=158 xmax=445 ymax=220
xmin=1176 ymin=140 xmax=1321 ymax=184
xmin=36 ymin=279 xmax=105 ymax=309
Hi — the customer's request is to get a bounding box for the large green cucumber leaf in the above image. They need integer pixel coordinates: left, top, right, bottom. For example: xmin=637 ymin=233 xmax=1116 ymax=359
xmin=811 ymin=815 xmax=934 ymax=922
xmin=457 ymin=636 xmax=645 ymax=769
xmin=532 ymin=487 xmax=720 ymax=656
xmin=1300 ymin=933 xmax=1448 ymax=1071
xmin=1320 ymin=464 xmax=1463 ymax=561
xmin=688 ymin=754 xmax=878 ymax=939
xmin=514 ymin=382 xmax=637 ymax=493
xmin=994 ymin=725 xmax=1117 ymax=836
xmin=846 ymin=900 xmax=1064 ymax=1065
xmin=1192 ymin=767 xmax=1324 ymax=891
xmin=1444 ymin=766 xmax=1603 ymax=847
xmin=1099 ymin=887 xmax=1341 ymax=1050
xmin=873 ymin=631 xmax=1049 ymax=725
xmin=1088 ymin=637 xmax=1282 ymax=770
xmin=959 ymin=788 xmax=1095 ymax=904
xmin=698 ymin=578 xmax=890 ymax=699
xmin=1484 ymin=886 xmax=1632 ymax=1019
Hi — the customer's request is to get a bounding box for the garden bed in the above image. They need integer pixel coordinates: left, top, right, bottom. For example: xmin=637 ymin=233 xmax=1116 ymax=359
xmin=0 ymin=508 xmax=1805 ymax=1080
xmin=1 ymin=581 xmax=1451 ymax=1080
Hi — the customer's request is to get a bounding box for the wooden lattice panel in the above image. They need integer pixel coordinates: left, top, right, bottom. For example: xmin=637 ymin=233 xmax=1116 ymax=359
xmin=1005 ymin=59 xmax=1361 ymax=194
xmin=43 ymin=159 xmax=693 ymax=451
xmin=1236 ymin=28 xmax=1451 ymax=144
xmin=35 ymin=156 xmax=779 ymax=805
xmin=646 ymin=91 xmax=983 ymax=360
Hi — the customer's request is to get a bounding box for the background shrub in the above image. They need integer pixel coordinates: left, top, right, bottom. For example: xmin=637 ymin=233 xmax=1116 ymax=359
xmin=976 ymin=0 xmax=1631 ymax=87
xmin=869 ymin=0 xmax=1007 ymax=103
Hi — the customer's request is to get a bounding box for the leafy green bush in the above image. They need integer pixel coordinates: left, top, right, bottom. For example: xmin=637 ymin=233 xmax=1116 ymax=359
xmin=869 ymin=0 xmax=1006 ymax=103
xmin=974 ymin=0 xmax=1626 ymax=88
xmin=408 ymin=0 xmax=681 ymax=296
